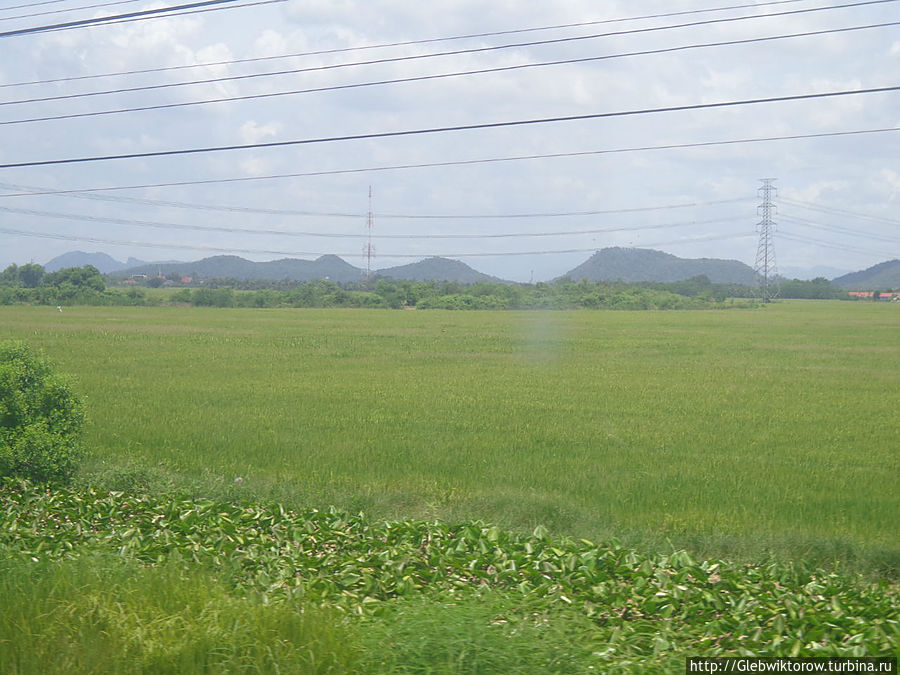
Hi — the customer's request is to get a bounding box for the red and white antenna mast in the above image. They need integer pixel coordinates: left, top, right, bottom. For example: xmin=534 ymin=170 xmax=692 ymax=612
xmin=363 ymin=185 xmax=374 ymax=281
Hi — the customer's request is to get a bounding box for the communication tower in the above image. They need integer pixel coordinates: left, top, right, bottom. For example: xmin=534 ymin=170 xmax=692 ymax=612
xmin=754 ymin=178 xmax=779 ymax=302
xmin=363 ymin=185 xmax=374 ymax=281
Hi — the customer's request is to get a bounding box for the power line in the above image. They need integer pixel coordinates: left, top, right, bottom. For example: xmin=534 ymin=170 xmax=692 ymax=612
xmin=3 ymin=86 xmax=897 ymax=169
xmin=0 ymin=180 xmax=749 ymax=219
xmin=61 ymin=0 xmax=284 ymax=30
xmin=777 ymin=230 xmax=895 ymax=258
xmin=779 ymin=214 xmax=900 ymax=242
xmin=0 ymin=0 xmax=142 ymax=23
xmin=0 ymin=225 xmax=753 ymax=259
xmin=0 ymin=203 xmax=749 ymax=239
xmin=0 ymin=0 xmax=272 ymax=37
xmin=4 ymin=0 xmax=891 ymax=106
xmin=6 ymin=192 xmax=890 ymax=257
xmin=5 ymin=20 xmax=897 ymax=125
xmin=0 ymin=0 xmax=72 ymax=11
xmin=780 ymin=197 xmax=900 ymax=225
xmin=1 ymin=126 xmax=895 ymax=189
xmin=0 ymin=0 xmax=822 ymax=88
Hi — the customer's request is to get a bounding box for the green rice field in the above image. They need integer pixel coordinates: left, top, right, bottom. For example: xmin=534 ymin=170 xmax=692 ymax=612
xmin=2 ymin=300 xmax=898 ymax=672
xmin=1 ymin=301 xmax=897 ymax=568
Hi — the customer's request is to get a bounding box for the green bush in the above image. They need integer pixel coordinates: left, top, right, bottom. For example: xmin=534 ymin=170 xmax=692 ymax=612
xmin=0 ymin=341 xmax=85 ymax=483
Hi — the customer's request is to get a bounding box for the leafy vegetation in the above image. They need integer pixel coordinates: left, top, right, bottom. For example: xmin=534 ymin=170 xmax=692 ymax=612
xmin=775 ymin=277 xmax=847 ymax=299
xmin=0 ymin=263 xmax=44 ymax=289
xmin=0 ymin=264 xmax=111 ymax=306
xmin=1 ymin=478 xmax=897 ymax=673
xmin=2 ymin=262 xmax=857 ymax=308
xmin=0 ymin=341 xmax=85 ymax=483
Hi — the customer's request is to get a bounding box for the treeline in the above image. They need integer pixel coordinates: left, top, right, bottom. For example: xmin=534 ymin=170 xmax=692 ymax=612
xmin=2 ymin=264 xmax=850 ymax=309
xmin=164 ymin=279 xmax=733 ymax=310
xmin=0 ymin=264 xmax=134 ymax=306
xmin=635 ymin=274 xmax=846 ymax=300
xmin=155 ymin=272 xmax=849 ymax=301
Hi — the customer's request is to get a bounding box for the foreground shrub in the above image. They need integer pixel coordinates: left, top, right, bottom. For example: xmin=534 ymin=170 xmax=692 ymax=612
xmin=0 ymin=341 xmax=85 ymax=483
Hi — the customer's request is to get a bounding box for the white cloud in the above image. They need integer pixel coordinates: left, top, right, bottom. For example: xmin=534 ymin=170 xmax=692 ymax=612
xmin=239 ymin=121 xmax=284 ymax=144
xmin=1 ymin=0 xmax=897 ymax=276
xmin=783 ymin=181 xmax=848 ymax=204
xmin=239 ymin=157 xmax=271 ymax=177
xmin=880 ymin=169 xmax=900 ymax=202
xmin=254 ymin=30 xmax=291 ymax=57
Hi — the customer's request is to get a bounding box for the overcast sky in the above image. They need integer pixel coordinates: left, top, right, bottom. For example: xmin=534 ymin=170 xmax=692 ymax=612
xmin=1 ymin=0 xmax=897 ymax=281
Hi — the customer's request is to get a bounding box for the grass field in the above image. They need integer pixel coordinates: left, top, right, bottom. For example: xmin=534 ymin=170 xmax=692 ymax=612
xmin=2 ymin=301 xmax=898 ymax=672
xmin=1 ymin=301 xmax=897 ymax=571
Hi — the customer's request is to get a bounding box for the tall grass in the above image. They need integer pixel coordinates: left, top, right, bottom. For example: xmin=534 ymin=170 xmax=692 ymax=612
xmin=0 ymin=555 xmax=597 ymax=674
xmin=1 ymin=301 xmax=897 ymax=571
xmin=0 ymin=554 xmax=356 ymax=674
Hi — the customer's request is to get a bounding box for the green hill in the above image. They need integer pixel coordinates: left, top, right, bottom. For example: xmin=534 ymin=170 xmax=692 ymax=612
xmin=831 ymin=259 xmax=900 ymax=289
xmin=563 ymin=247 xmax=758 ymax=284
xmin=376 ymin=257 xmax=506 ymax=283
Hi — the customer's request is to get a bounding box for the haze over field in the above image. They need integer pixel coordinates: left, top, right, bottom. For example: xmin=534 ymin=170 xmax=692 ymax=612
xmin=1 ymin=1 xmax=898 ymax=281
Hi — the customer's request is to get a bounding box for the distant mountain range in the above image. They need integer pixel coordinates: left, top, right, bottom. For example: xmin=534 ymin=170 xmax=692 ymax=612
xmin=41 ymin=249 xmax=899 ymax=288
xmin=109 ymin=254 xmax=505 ymax=284
xmin=562 ymin=247 xmax=759 ymax=285
xmin=831 ymin=259 xmax=900 ymax=289
xmin=44 ymin=251 xmax=148 ymax=274
xmin=119 ymin=255 xmax=363 ymax=283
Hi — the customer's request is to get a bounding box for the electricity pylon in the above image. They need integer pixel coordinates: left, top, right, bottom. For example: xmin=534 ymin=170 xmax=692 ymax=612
xmin=754 ymin=178 xmax=779 ymax=302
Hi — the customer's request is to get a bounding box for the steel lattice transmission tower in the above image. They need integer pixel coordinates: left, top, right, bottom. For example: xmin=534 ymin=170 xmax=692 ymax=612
xmin=754 ymin=178 xmax=779 ymax=302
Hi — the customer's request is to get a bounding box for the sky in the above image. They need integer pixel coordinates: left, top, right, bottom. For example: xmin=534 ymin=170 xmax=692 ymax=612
xmin=0 ymin=0 xmax=898 ymax=282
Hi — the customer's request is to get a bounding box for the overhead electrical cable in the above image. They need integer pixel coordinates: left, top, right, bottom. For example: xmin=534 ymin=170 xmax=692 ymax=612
xmin=3 ymin=0 xmax=892 ymax=106
xmin=777 ymin=231 xmax=896 ymax=257
xmin=780 ymin=197 xmax=900 ymax=224
xmin=0 ymin=0 xmax=276 ymax=37
xmin=0 ymin=0 xmax=143 ymax=23
xmin=64 ymin=0 xmax=285 ymax=30
xmin=0 ymin=203 xmax=748 ymax=239
xmin=1 ymin=126 xmax=895 ymax=188
xmin=0 ymin=225 xmax=752 ymax=258
xmin=2 ymin=87 xmax=897 ymax=169
xmin=0 ymin=181 xmax=749 ymax=219
xmin=1 ymin=0 xmax=72 ymax=11
xmin=0 ymin=0 xmax=827 ymax=88
xmin=779 ymin=214 xmax=900 ymax=242
xmin=4 ymin=20 xmax=897 ymax=125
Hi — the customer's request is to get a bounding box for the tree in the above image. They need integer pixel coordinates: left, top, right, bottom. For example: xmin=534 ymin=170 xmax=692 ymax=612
xmin=18 ymin=263 xmax=44 ymax=288
xmin=777 ymin=277 xmax=840 ymax=299
xmin=0 ymin=264 xmax=19 ymax=286
xmin=192 ymin=287 xmax=234 ymax=307
xmin=0 ymin=341 xmax=86 ymax=483
xmin=0 ymin=263 xmax=44 ymax=288
xmin=42 ymin=265 xmax=105 ymax=292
